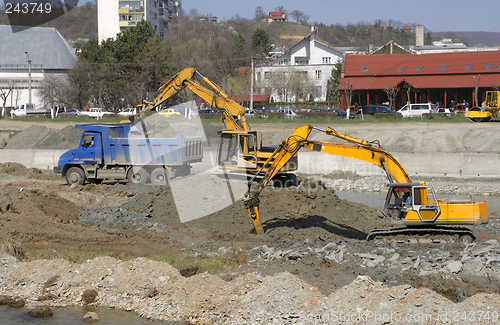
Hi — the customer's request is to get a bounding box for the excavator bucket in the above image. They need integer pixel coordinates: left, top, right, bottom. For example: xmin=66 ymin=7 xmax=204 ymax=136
xmin=244 ymin=197 xmax=262 ymax=234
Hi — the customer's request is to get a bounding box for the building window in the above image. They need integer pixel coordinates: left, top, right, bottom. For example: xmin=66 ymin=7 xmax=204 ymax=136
xmin=315 ymin=70 xmax=322 ymax=79
xmin=284 ymin=59 xmax=288 ymax=64
xmin=361 ymin=66 xmax=369 ymax=71
xmin=414 ymin=66 xmax=423 ymax=71
xmin=396 ymin=67 xmax=405 ymax=71
xmin=439 ymin=65 xmax=448 ymax=70
xmin=322 ymin=57 xmax=331 ymax=64
xmin=465 ymin=64 xmax=473 ymax=70
xmin=484 ymin=64 xmax=493 ymax=69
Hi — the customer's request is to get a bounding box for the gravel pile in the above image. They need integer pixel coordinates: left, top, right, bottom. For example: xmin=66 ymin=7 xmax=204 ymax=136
xmin=3 ymin=125 xmax=55 ymax=149
xmin=1 ymin=246 xmax=500 ymax=324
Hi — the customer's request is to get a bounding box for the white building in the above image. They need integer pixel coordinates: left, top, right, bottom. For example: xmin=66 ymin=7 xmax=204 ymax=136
xmin=255 ymin=27 xmax=344 ymax=102
xmin=98 ymin=0 xmax=181 ymax=42
xmin=0 ymin=26 xmax=77 ymax=113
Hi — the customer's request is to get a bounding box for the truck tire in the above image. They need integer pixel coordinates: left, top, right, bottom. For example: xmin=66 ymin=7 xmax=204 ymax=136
xmin=66 ymin=167 xmax=85 ymax=186
xmin=150 ymin=167 xmax=168 ymax=185
xmin=127 ymin=167 xmax=148 ymax=185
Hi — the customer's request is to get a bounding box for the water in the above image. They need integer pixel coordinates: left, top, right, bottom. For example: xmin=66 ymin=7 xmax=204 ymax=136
xmin=0 ymin=306 xmax=187 ymax=325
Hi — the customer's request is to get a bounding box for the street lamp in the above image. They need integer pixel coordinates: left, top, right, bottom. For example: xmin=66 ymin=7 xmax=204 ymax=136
xmin=25 ymin=52 xmax=31 ymax=104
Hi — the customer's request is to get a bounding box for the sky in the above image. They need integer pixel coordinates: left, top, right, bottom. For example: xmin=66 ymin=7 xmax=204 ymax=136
xmin=181 ymin=0 xmax=498 ymax=33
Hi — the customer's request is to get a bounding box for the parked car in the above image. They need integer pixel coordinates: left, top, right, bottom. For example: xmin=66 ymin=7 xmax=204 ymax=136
xmin=81 ymin=108 xmax=115 ymax=119
xmin=58 ymin=108 xmax=83 ymax=117
xmin=276 ymin=106 xmax=299 ymax=119
xmin=309 ymin=108 xmax=327 ymax=113
xmin=159 ymin=108 xmax=181 ymax=118
xmin=117 ymin=107 xmax=138 ymax=117
xmin=434 ymin=108 xmax=456 ymax=117
xmin=330 ymin=108 xmax=355 ymax=119
xmin=356 ymin=105 xmax=399 ymax=117
xmin=198 ymin=109 xmax=221 ymax=114
xmin=397 ymin=103 xmax=436 ymax=118
xmin=252 ymin=109 xmax=270 ymax=118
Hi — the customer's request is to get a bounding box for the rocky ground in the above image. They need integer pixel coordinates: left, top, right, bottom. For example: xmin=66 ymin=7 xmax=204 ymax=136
xmin=1 ymin=119 xmax=500 ymax=324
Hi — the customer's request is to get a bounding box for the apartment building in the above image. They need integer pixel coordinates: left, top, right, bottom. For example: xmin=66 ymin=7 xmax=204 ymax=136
xmin=98 ymin=0 xmax=181 ymax=42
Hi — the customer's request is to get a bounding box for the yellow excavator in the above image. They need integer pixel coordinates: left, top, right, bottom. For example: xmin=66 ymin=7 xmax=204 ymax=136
xmin=465 ymin=90 xmax=500 ymax=122
xmin=129 ymin=67 xmax=297 ymax=174
xmin=244 ymin=124 xmax=488 ymax=239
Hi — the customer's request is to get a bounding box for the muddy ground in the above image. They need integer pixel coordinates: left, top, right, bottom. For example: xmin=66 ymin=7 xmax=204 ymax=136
xmin=1 ymin=119 xmax=500 ymax=323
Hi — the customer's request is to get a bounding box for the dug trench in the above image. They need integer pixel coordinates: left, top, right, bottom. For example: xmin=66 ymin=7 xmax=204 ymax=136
xmin=2 ymin=121 xmax=500 ymax=323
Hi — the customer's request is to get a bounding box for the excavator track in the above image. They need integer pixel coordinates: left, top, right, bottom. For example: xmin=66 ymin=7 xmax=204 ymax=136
xmin=366 ymin=226 xmax=476 ymax=243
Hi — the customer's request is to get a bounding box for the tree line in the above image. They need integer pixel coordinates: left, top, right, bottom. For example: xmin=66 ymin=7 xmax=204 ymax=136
xmin=32 ymin=4 xmax=432 ymax=110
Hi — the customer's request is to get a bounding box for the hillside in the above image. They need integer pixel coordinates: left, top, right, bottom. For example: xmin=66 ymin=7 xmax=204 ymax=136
xmin=0 ymin=3 xmax=498 ymax=49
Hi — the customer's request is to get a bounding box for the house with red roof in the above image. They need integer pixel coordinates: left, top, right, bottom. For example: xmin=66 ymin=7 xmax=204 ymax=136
xmin=340 ymin=51 xmax=500 ymax=109
xmin=262 ymin=11 xmax=287 ymax=23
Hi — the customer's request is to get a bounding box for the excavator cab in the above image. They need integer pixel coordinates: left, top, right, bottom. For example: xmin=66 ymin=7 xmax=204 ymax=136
xmin=218 ymin=130 xmax=259 ymax=170
xmin=382 ymin=182 xmax=440 ymax=225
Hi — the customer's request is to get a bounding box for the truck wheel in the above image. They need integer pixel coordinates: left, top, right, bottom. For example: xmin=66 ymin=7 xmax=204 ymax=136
xmin=150 ymin=167 xmax=168 ymax=185
xmin=127 ymin=168 xmax=148 ymax=185
xmin=66 ymin=167 xmax=85 ymax=186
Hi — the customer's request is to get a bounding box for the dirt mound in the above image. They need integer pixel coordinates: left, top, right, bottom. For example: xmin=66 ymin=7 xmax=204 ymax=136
xmin=187 ymin=178 xmax=387 ymax=241
xmin=0 ymin=162 xmax=41 ymax=176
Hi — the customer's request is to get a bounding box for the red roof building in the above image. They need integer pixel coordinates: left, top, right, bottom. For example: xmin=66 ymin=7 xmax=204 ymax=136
xmin=263 ymin=11 xmax=287 ymax=23
xmin=340 ymin=51 xmax=500 ymax=109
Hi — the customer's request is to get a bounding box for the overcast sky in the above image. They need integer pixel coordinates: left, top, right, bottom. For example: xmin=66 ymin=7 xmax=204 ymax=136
xmin=181 ymin=0 xmax=498 ymax=33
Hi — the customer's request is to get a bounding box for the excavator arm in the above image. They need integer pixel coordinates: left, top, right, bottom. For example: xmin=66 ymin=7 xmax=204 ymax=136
xmin=244 ymin=124 xmax=412 ymax=233
xmin=133 ymin=67 xmax=248 ymax=131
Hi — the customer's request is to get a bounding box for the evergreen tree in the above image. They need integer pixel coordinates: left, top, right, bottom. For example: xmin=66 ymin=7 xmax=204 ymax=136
xmin=251 ymin=28 xmax=273 ymax=57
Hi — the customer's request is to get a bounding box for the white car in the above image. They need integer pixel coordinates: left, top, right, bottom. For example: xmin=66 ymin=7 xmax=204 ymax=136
xmin=81 ymin=108 xmax=115 ymax=119
xmin=397 ymin=103 xmax=436 ymax=118
xmin=117 ymin=108 xmax=137 ymax=117
xmin=435 ymin=108 xmax=456 ymax=117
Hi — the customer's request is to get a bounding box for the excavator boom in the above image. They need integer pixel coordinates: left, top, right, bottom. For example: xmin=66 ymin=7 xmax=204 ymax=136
xmin=134 ymin=67 xmax=248 ymax=131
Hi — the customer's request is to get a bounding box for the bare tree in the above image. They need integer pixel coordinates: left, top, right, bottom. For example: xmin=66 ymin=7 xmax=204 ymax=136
xmin=37 ymin=74 xmax=68 ymax=109
xmin=404 ymin=82 xmax=413 ymax=105
xmin=384 ymin=85 xmax=400 ymax=109
xmin=290 ymin=10 xmax=309 ymax=24
xmin=0 ymin=86 xmax=12 ymax=117
xmin=340 ymin=79 xmax=353 ymax=119
xmin=473 ymin=75 xmax=481 ymax=107
xmin=254 ymin=6 xmax=264 ymax=22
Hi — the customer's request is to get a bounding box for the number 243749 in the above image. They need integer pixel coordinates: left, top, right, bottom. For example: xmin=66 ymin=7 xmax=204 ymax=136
xmin=5 ymin=2 xmax=52 ymax=14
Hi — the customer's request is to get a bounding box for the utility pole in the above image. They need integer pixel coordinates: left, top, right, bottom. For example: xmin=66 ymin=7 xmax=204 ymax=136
xmin=250 ymin=58 xmax=254 ymax=110
xmin=25 ymin=52 xmax=32 ymax=104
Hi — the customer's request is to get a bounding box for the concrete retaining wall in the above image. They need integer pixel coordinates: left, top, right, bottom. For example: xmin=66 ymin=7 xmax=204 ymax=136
xmin=1 ymin=149 xmax=499 ymax=179
xmin=296 ymin=151 xmax=500 ymax=179
xmin=0 ymin=149 xmax=67 ymax=170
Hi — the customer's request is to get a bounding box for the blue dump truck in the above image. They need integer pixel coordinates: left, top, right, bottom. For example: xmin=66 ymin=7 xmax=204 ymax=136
xmin=53 ymin=124 xmax=203 ymax=185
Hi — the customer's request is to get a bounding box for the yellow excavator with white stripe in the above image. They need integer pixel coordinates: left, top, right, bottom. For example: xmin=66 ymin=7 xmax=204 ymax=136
xmin=244 ymin=124 xmax=488 ymax=239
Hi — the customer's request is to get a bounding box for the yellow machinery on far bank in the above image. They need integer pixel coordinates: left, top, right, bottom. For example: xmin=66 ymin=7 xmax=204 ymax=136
xmin=244 ymin=124 xmax=488 ymax=239
xmin=465 ymin=90 xmax=500 ymax=122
